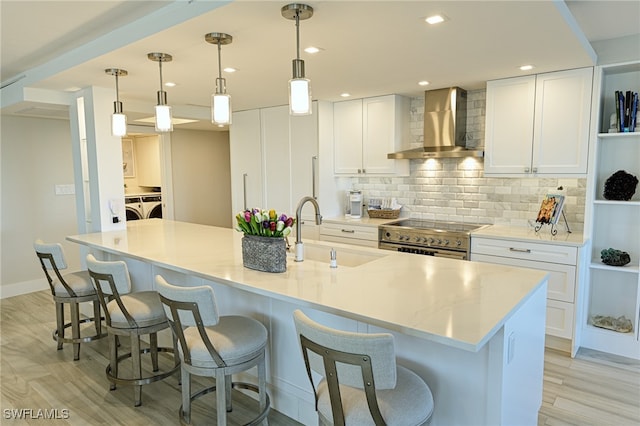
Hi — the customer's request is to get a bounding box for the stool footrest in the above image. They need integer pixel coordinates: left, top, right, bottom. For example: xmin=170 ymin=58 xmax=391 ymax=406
xmin=52 ymin=316 xmax=107 ymax=345
xmin=106 ymin=347 xmax=179 ymax=387
xmin=179 ymin=381 xmax=270 ymax=426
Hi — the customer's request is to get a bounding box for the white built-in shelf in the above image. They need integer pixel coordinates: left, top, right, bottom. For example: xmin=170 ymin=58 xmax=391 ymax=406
xmin=589 ymin=261 xmax=640 ymax=274
xmin=598 ymin=132 xmax=640 ymax=138
xmin=584 ymin=324 xmax=637 ymax=340
xmin=593 ymin=199 xmax=640 ymax=206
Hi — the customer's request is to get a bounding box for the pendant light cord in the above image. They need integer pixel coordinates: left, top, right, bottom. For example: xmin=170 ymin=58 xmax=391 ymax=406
xmin=158 ymin=60 xmax=164 ymax=91
xmin=115 ymin=73 xmax=120 ymax=104
xmin=217 ymin=42 xmax=223 ymax=82
xmin=295 ymin=10 xmax=301 ymax=61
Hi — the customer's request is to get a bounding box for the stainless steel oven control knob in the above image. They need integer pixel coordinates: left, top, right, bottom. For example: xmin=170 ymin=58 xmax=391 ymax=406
xmin=427 ymin=238 xmax=434 ymax=244
xmin=456 ymin=240 xmax=462 ymax=246
xmin=443 ymin=239 xmax=449 ymax=245
xmin=415 ymin=236 xmax=422 ymax=243
xmin=436 ymin=239 xmax=442 ymax=245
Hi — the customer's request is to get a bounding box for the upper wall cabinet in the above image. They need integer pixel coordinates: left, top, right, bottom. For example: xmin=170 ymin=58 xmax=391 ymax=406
xmin=334 ymin=95 xmax=409 ymax=176
xmin=484 ymin=67 xmax=593 ymax=177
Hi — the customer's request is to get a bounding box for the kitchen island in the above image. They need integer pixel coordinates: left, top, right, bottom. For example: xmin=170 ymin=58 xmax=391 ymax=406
xmin=68 ymin=219 xmax=548 ymax=425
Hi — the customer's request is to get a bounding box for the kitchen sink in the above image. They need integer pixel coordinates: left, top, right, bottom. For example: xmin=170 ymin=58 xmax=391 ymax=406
xmin=287 ymin=243 xmax=386 ymax=267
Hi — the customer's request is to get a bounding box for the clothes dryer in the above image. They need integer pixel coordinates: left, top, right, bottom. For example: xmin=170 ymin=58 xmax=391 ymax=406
xmin=141 ymin=194 xmax=162 ymax=219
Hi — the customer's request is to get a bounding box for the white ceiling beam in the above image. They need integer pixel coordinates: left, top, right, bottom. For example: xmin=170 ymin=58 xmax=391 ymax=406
xmin=1 ymin=0 xmax=231 ymax=109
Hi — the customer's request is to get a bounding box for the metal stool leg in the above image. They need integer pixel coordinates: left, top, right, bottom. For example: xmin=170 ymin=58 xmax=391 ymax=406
xmin=93 ymin=300 xmax=102 ymax=335
xmin=182 ymin=368 xmax=191 ymax=424
xmin=70 ymin=302 xmax=81 ymax=361
xmin=216 ymin=370 xmax=227 ymax=426
xmin=55 ymin=302 xmax=65 ymax=350
xmin=109 ymin=333 xmax=118 ymax=391
xmin=150 ymin=332 xmax=159 ymax=372
xmin=131 ymin=335 xmax=142 ymax=407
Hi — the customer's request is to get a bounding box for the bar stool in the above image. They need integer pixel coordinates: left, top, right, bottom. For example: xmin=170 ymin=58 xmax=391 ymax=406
xmin=155 ymin=275 xmax=270 ymax=426
xmin=293 ymin=309 xmax=434 ymax=425
xmin=34 ymin=239 xmax=106 ymax=361
xmin=86 ymin=254 xmax=179 ymax=407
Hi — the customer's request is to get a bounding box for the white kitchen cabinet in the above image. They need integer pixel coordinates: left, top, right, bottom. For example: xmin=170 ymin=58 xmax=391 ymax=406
xmin=333 ymin=95 xmax=409 ymax=176
xmin=484 ymin=67 xmax=593 ymax=176
xmin=134 ymin=135 xmax=161 ymax=187
xmin=230 ymin=103 xmax=322 ymax=225
xmin=582 ymin=61 xmax=640 ymax=360
xmin=230 ymin=109 xmax=264 ymax=217
xmin=319 ymin=222 xmax=379 ymax=248
xmin=471 ymin=234 xmax=587 ymax=356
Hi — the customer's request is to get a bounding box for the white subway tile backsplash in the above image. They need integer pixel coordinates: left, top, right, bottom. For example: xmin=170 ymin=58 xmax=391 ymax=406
xmin=351 ymin=89 xmax=586 ymax=230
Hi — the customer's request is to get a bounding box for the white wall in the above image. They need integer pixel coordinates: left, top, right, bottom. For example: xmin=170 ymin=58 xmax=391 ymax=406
xmin=170 ymin=129 xmax=232 ymax=228
xmin=1 ymin=115 xmax=80 ymax=295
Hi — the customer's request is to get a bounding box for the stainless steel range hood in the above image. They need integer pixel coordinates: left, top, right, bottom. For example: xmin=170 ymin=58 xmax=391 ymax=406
xmin=388 ymin=87 xmax=484 ymax=159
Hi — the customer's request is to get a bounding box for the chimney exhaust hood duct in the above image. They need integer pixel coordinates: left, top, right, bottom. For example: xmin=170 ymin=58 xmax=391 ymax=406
xmin=388 ymin=87 xmax=484 ymax=159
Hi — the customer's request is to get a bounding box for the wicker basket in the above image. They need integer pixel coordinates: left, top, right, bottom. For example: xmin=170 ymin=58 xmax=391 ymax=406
xmin=367 ymin=209 xmax=401 ymax=219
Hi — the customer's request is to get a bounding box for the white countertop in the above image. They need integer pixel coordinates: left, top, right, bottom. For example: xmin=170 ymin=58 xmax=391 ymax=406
xmin=472 ymin=224 xmax=588 ymax=247
xmin=68 ymin=219 xmax=548 ymax=352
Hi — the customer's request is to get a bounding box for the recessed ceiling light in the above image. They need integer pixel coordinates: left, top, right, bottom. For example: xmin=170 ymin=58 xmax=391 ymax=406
xmin=340 ymin=93 xmax=351 ymax=97
xmin=304 ymin=46 xmax=322 ymax=54
xmin=519 ymin=64 xmax=534 ymax=71
xmin=165 ymin=82 xmax=176 ymax=87
xmin=418 ymin=81 xmax=430 ymax=86
xmin=425 ymin=14 xmax=447 ymax=25
xmin=223 ymin=67 xmax=237 ymax=73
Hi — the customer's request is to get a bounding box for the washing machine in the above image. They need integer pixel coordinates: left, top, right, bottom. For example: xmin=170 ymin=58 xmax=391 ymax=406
xmin=141 ymin=194 xmax=162 ymax=219
xmin=125 ymin=196 xmax=143 ymax=221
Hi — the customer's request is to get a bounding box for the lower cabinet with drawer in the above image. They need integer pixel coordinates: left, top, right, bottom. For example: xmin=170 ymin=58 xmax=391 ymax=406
xmin=319 ymin=222 xmax=379 ymax=248
xmin=471 ymin=236 xmax=588 ymax=357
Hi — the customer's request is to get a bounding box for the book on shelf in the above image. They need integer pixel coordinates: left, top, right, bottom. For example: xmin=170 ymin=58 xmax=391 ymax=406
xmin=535 ymin=194 xmax=565 ymax=225
xmin=614 ymin=89 xmax=638 ymax=132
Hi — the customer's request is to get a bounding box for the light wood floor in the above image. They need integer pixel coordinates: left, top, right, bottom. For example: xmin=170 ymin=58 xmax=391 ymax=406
xmin=2 ymin=290 xmax=639 ymax=425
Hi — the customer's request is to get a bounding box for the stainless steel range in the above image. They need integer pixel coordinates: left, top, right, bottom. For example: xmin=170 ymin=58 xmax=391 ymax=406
xmin=379 ymin=219 xmax=487 ymax=260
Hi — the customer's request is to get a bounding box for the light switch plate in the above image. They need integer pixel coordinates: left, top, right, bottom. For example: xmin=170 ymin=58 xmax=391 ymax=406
xmin=54 ymin=184 xmax=75 ymax=195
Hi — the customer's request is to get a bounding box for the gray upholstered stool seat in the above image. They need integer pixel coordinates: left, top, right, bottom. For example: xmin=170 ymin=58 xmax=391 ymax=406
xmin=156 ymin=275 xmax=270 ymax=426
xmin=34 ymin=240 xmax=106 ymax=361
xmin=293 ymin=309 xmax=434 ymax=426
xmin=86 ymin=254 xmax=179 ymax=407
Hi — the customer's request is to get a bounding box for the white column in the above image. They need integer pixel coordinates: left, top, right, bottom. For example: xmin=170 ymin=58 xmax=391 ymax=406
xmin=69 ymin=86 xmax=126 ymax=232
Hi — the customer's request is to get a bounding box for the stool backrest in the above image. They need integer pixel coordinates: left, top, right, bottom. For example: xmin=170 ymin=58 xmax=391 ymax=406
xmin=155 ymin=275 xmax=225 ymax=367
xmin=86 ymin=254 xmax=131 ymax=296
xmin=34 ymin=239 xmax=74 ymax=297
xmin=293 ymin=309 xmax=397 ymax=425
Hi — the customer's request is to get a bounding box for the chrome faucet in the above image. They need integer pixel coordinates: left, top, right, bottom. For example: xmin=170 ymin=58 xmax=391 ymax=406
xmin=294 ymin=196 xmax=322 ymax=262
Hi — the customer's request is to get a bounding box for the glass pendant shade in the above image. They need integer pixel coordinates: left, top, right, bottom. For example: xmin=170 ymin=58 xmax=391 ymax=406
xmin=148 ymin=52 xmax=173 ymax=132
xmin=105 ymin=68 xmax=128 ymax=137
xmin=155 ymin=104 xmax=173 ymax=132
xmin=111 ymin=112 xmax=127 ymax=137
xmin=289 ymin=78 xmax=312 ymax=115
xmin=212 ymin=93 xmax=231 ymax=125
xmin=282 ymin=4 xmax=314 ymax=116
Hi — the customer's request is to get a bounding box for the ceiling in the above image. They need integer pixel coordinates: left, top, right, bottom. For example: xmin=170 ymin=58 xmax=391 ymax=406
xmin=1 ymin=1 xmax=639 ymax=131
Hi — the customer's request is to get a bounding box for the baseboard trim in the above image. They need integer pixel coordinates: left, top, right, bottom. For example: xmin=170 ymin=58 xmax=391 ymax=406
xmin=0 ymin=278 xmax=48 ymax=299
xmin=545 ymin=334 xmax=571 ymax=354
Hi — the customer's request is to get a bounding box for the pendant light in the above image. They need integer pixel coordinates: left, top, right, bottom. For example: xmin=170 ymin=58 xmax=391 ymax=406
xmin=205 ymin=32 xmax=233 ymax=126
xmin=105 ymin=68 xmax=127 ymax=137
xmin=281 ymin=3 xmax=313 ymax=116
xmin=148 ymin=52 xmax=173 ymax=132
